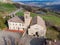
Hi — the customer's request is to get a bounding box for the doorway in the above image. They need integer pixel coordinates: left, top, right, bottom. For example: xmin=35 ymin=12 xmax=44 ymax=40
xmin=36 ymin=32 xmax=39 ymax=37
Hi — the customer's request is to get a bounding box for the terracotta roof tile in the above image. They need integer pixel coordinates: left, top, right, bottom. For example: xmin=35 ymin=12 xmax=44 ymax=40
xmin=8 ymin=16 xmax=24 ymax=23
xmin=30 ymin=16 xmax=46 ymax=29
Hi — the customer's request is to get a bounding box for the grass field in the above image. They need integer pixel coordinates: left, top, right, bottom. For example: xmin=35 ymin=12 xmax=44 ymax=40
xmin=46 ymin=27 xmax=59 ymax=40
xmin=41 ymin=15 xmax=60 ymax=26
xmin=16 ymin=11 xmax=24 ymax=16
xmin=0 ymin=3 xmax=17 ymax=16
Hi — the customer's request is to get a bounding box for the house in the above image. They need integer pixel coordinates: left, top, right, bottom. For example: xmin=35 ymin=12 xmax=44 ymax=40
xmin=28 ymin=16 xmax=46 ymax=37
xmin=8 ymin=11 xmax=46 ymax=37
xmin=8 ymin=16 xmax=24 ymax=31
xmin=8 ymin=11 xmax=32 ymax=32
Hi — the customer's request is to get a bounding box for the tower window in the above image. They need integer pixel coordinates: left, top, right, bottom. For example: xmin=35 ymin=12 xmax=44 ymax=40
xmin=26 ymin=16 xmax=28 ymax=18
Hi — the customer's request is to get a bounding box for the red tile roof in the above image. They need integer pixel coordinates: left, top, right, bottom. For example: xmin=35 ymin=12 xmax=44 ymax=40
xmin=5 ymin=28 xmax=25 ymax=33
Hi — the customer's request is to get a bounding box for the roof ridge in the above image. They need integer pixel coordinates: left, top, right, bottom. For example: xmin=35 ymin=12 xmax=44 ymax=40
xmin=8 ymin=16 xmax=24 ymax=23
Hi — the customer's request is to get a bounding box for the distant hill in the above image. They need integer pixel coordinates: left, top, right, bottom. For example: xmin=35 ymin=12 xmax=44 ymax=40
xmin=18 ymin=1 xmax=60 ymax=13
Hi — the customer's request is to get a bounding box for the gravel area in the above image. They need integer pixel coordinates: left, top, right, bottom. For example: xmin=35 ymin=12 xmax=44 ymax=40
xmin=0 ymin=30 xmax=46 ymax=45
xmin=19 ymin=34 xmax=46 ymax=45
xmin=0 ymin=30 xmax=21 ymax=45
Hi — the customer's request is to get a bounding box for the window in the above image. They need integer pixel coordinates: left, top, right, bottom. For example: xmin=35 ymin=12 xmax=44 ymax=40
xmin=16 ymin=24 xmax=17 ymax=25
xmin=22 ymin=24 xmax=24 ymax=26
xmin=13 ymin=27 xmax=15 ymax=29
xmin=13 ymin=24 xmax=14 ymax=25
xmin=26 ymin=16 xmax=28 ymax=18
xmin=20 ymin=24 xmax=21 ymax=26
xmin=18 ymin=27 xmax=20 ymax=30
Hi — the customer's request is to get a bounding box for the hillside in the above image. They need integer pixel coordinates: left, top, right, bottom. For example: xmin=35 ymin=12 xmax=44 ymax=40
xmin=0 ymin=3 xmax=17 ymax=17
xmin=0 ymin=3 xmax=17 ymax=29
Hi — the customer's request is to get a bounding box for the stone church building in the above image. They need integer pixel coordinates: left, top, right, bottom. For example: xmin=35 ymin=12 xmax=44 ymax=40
xmin=8 ymin=11 xmax=46 ymax=37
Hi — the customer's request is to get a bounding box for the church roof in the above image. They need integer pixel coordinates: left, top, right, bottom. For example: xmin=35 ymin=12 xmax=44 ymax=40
xmin=30 ymin=16 xmax=46 ymax=28
xmin=8 ymin=16 xmax=24 ymax=23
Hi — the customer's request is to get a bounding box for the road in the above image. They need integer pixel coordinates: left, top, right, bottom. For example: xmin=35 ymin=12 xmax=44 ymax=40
xmin=8 ymin=8 xmax=23 ymax=17
xmin=3 ymin=8 xmax=23 ymax=18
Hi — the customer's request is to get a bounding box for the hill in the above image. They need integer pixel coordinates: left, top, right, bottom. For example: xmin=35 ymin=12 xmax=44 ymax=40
xmin=0 ymin=3 xmax=17 ymax=17
xmin=0 ymin=3 xmax=17 ymax=29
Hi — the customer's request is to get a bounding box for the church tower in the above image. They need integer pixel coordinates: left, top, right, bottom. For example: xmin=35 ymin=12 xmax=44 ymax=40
xmin=24 ymin=11 xmax=30 ymax=19
xmin=24 ymin=11 xmax=32 ymax=28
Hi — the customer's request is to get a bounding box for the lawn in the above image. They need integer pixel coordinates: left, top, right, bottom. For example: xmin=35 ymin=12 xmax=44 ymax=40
xmin=16 ymin=11 xmax=24 ymax=16
xmin=46 ymin=27 xmax=59 ymax=40
xmin=41 ymin=15 xmax=60 ymax=26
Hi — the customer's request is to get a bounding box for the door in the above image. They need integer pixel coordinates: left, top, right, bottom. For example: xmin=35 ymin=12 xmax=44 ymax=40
xmin=36 ymin=32 xmax=39 ymax=37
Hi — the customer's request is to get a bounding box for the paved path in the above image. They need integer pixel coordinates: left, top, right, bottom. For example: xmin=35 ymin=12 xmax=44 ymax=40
xmin=3 ymin=8 xmax=23 ymax=18
xmin=0 ymin=30 xmax=21 ymax=45
xmin=8 ymin=8 xmax=23 ymax=17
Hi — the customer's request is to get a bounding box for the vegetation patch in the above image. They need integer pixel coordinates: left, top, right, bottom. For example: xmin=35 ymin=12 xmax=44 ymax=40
xmin=46 ymin=27 xmax=59 ymax=40
xmin=16 ymin=11 xmax=24 ymax=16
xmin=0 ymin=3 xmax=17 ymax=16
xmin=0 ymin=3 xmax=17 ymax=30
xmin=41 ymin=15 xmax=60 ymax=26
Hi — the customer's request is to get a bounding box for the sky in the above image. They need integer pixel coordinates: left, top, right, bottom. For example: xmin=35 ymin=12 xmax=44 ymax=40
xmin=12 ymin=0 xmax=60 ymax=2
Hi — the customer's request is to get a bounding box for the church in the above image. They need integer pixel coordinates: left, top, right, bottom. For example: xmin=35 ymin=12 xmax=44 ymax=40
xmin=8 ymin=11 xmax=46 ymax=37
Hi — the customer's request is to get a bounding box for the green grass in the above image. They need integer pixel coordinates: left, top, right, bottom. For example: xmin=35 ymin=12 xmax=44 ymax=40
xmin=0 ymin=3 xmax=17 ymax=15
xmin=16 ymin=11 xmax=38 ymax=17
xmin=16 ymin=11 xmax=24 ymax=16
xmin=46 ymin=27 xmax=59 ymax=40
xmin=41 ymin=15 xmax=60 ymax=26
xmin=30 ymin=12 xmax=38 ymax=17
xmin=0 ymin=15 xmax=6 ymax=29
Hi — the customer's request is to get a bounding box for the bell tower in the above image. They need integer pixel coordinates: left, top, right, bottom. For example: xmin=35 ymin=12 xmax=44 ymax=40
xmin=24 ymin=11 xmax=32 ymax=27
xmin=24 ymin=11 xmax=30 ymax=19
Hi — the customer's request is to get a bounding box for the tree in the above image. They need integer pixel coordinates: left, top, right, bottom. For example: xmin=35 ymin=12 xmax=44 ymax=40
xmin=0 ymin=15 xmax=6 ymax=29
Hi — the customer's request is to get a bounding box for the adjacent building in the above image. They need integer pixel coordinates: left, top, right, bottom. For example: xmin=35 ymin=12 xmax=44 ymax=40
xmin=28 ymin=16 xmax=46 ymax=37
xmin=8 ymin=11 xmax=32 ymax=31
xmin=8 ymin=16 xmax=24 ymax=31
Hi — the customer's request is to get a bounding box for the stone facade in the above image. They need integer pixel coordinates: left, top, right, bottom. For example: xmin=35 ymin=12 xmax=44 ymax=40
xmin=28 ymin=16 xmax=46 ymax=37
xmin=24 ymin=11 xmax=32 ymax=28
xmin=8 ymin=22 xmax=24 ymax=31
